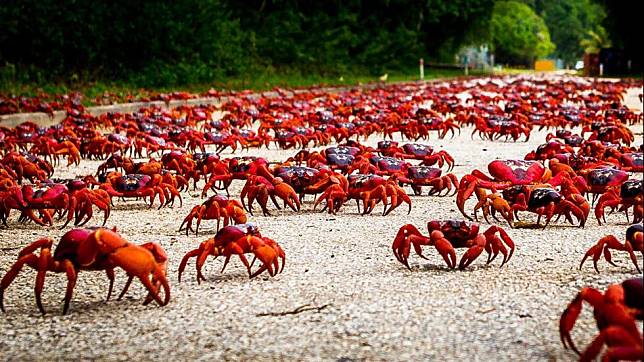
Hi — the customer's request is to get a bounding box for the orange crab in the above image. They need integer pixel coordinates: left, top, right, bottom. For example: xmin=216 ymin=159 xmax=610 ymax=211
xmin=178 ymin=223 xmax=285 ymax=283
xmin=392 ymin=220 xmax=515 ymax=270
xmin=0 ymin=228 xmax=169 ymax=314
xmin=179 ymin=194 xmax=247 ymax=235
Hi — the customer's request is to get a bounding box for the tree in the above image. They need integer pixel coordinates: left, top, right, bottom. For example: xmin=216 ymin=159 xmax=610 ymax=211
xmin=579 ymin=28 xmax=611 ymax=55
xmin=538 ymin=0 xmax=606 ymax=67
xmin=0 ymin=0 xmax=499 ymax=85
xmin=490 ymin=1 xmax=555 ymax=65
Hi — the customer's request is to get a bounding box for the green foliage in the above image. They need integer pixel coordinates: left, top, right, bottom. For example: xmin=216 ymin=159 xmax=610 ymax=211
xmin=0 ymin=0 xmax=495 ymax=87
xmin=579 ymin=28 xmax=611 ymax=55
xmin=537 ymin=0 xmax=606 ymax=66
xmin=0 ymin=0 xmax=247 ymax=86
xmin=490 ymin=1 xmax=555 ymax=65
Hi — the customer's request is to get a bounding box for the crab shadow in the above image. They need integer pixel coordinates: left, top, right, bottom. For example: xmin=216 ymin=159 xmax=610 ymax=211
xmin=0 ymin=221 xmax=52 ymax=231
xmin=111 ymin=202 xmax=159 ymax=211
xmin=4 ymin=297 xmax=140 ymax=317
xmin=178 ymin=270 xmax=251 ymax=285
xmin=510 ymin=221 xmax=587 ymax=230
xmin=412 ymin=262 xmax=500 ymax=273
xmin=579 ymin=265 xmax=643 ymax=276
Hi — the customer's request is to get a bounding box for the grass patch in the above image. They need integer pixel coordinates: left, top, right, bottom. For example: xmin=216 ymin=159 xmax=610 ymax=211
xmin=0 ymin=67 xmax=491 ymax=107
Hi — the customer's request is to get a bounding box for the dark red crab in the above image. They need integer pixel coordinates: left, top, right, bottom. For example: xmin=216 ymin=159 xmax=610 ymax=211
xmin=274 ymin=166 xmax=322 ymax=194
xmin=356 ymin=155 xmax=410 ymax=176
xmin=313 ymin=173 xmax=410 ymax=216
xmin=0 ymin=186 xmax=27 ymax=225
xmin=392 ymin=220 xmax=515 ymax=270
xmin=179 ymin=194 xmax=247 ymax=236
xmin=19 ymin=183 xmax=73 ymax=226
xmin=178 ymin=223 xmax=285 ymax=283
xmin=101 ymin=173 xmax=181 ymax=209
xmin=559 ymin=278 xmax=643 ymax=361
xmin=580 ymin=223 xmax=643 ymax=273
xmin=525 ymin=140 xmax=575 ymax=161
xmin=457 ymin=159 xmax=552 ymax=219
xmin=201 ymin=156 xmax=271 ymax=197
xmin=580 ymin=167 xmax=629 ymax=204
xmin=378 ymin=141 xmax=454 ymax=171
xmin=609 ymin=152 xmax=643 ymax=173
xmin=391 ymin=166 xmax=459 ymax=196
xmin=595 ymin=179 xmax=643 ymax=225
xmin=501 ymin=185 xmax=590 ymax=228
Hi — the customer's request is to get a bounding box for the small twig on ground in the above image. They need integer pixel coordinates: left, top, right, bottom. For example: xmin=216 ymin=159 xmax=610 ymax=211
xmin=256 ymin=303 xmax=332 ymax=317
xmin=477 ymin=307 xmax=496 ymax=314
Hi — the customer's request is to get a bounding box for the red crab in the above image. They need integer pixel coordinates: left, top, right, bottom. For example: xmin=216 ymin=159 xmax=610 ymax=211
xmin=586 ymin=123 xmax=635 ymax=146
xmin=161 ymin=150 xmax=197 ymax=177
xmin=525 ymin=140 xmax=575 ymax=161
xmin=580 ymin=223 xmax=643 ymax=272
xmin=390 ymin=166 xmax=459 ymax=196
xmin=595 ymin=179 xmax=643 ymax=225
xmin=392 ymin=220 xmax=515 ymax=270
xmin=29 ymin=139 xmax=81 ymax=167
xmin=347 ymin=155 xmax=411 ymax=177
xmin=179 ymin=195 xmax=247 ymax=236
xmin=545 ymin=130 xmax=585 ymax=146
xmin=178 ymin=223 xmax=285 ymax=283
xmin=580 ymin=167 xmax=629 ymax=204
xmin=232 ymin=128 xmax=270 ymax=150
xmin=96 ymin=152 xmax=135 ymax=175
xmin=0 ymin=186 xmax=27 ymax=226
xmin=240 ymin=175 xmax=300 ymax=216
xmin=100 ymin=173 xmax=181 ymax=209
xmin=416 ymin=115 xmax=461 ymax=139
xmin=201 ymin=156 xmax=271 ymax=197
xmin=19 ymin=183 xmax=75 ymax=226
xmin=608 ymin=151 xmax=643 ymax=173
xmin=474 ymin=185 xmax=590 ymax=228
xmin=378 ymin=141 xmax=455 ymax=171
xmin=0 ymin=228 xmax=169 ymax=314
xmin=275 ymin=165 xmax=346 ymax=202
xmin=457 ymin=159 xmax=553 ymax=219
xmin=302 ymin=146 xmax=363 ymax=173
xmin=61 ymin=180 xmax=112 ymax=228
xmin=202 ymin=131 xmax=244 ymax=154
xmin=559 ymin=278 xmax=642 ymax=361
xmin=313 ymin=174 xmax=411 ymax=216
xmin=1 ymin=152 xmax=52 ymax=183
xmin=272 ymin=129 xmax=310 ymax=149
xmin=134 ymin=135 xmax=179 ymax=157
xmin=471 ymin=114 xmax=531 ymax=142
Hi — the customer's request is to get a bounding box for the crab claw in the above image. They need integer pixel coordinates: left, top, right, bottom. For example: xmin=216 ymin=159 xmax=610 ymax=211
xmin=580 ymin=235 xmax=640 ymax=273
xmin=248 ymin=236 xmax=285 ymax=278
xmin=84 ymin=229 xmax=170 ymax=306
xmin=429 ymin=230 xmax=457 ymax=269
xmin=559 ymin=287 xmax=603 ymax=355
xmin=458 ymin=234 xmax=486 ymax=270
xmin=392 ymin=224 xmax=428 ymax=269
xmin=456 ymin=175 xmax=479 ymax=220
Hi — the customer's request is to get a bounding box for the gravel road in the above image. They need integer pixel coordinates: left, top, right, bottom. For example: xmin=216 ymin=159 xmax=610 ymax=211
xmin=0 ymin=84 xmax=642 ymax=361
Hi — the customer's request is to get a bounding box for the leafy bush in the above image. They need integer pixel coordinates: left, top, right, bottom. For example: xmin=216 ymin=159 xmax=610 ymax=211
xmin=0 ymin=0 xmax=496 ymax=86
xmin=490 ymin=1 xmax=555 ymax=65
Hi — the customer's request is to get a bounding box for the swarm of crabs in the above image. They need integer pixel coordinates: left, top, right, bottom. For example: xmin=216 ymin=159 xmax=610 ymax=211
xmin=1 ymin=75 xmax=643 ymax=360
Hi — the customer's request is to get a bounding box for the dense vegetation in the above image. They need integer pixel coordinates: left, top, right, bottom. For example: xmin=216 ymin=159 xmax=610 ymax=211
xmin=0 ymin=0 xmax=637 ymax=90
xmin=489 ymin=1 xmax=555 ymax=65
